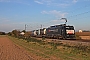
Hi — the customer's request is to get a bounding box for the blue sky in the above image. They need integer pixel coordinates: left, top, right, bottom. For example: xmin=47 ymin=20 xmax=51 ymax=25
xmin=0 ymin=0 xmax=90 ymax=32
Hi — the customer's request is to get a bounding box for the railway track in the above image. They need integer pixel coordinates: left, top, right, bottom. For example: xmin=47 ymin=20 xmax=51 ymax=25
xmin=35 ymin=37 xmax=90 ymax=42
xmin=34 ymin=37 xmax=90 ymax=46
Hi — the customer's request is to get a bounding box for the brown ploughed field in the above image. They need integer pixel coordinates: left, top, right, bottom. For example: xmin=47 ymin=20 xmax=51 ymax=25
xmin=76 ymin=32 xmax=90 ymax=40
xmin=0 ymin=36 xmax=34 ymax=60
xmin=76 ymin=32 xmax=90 ymax=36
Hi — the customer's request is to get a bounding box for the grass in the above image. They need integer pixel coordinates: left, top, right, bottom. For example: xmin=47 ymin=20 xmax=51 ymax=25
xmin=8 ymin=36 xmax=90 ymax=60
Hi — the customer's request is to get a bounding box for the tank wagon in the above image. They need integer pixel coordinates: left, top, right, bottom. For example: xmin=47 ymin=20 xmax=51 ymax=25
xmin=31 ymin=24 xmax=75 ymax=39
xmin=31 ymin=28 xmax=46 ymax=37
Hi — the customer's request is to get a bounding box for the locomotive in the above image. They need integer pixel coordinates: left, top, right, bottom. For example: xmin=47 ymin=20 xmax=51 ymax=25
xmin=31 ymin=24 xmax=75 ymax=39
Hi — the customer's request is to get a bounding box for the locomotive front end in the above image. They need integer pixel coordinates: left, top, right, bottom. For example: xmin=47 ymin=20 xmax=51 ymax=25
xmin=65 ymin=26 xmax=76 ymax=39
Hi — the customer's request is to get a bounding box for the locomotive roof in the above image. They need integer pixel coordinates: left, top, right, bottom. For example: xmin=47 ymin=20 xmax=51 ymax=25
xmin=48 ymin=24 xmax=74 ymax=29
xmin=49 ymin=24 xmax=66 ymax=28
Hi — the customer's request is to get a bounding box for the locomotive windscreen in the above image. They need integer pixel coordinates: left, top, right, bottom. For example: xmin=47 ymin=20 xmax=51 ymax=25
xmin=66 ymin=26 xmax=75 ymax=34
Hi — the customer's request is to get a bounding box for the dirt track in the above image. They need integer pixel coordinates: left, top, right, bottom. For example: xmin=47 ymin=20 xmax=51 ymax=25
xmin=0 ymin=36 xmax=34 ymax=60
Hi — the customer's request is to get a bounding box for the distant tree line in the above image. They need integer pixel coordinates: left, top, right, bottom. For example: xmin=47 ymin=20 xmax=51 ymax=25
xmin=8 ymin=30 xmax=20 ymax=37
xmin=0 ymin=32 xmax=6 ymax=35
xmin=83 ymin=30 xmax=90 ymax=32
xmin=8 ymin=29 xmax=31 ymax=38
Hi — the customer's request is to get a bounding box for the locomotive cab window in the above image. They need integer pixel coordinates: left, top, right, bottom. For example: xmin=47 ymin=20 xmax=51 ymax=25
xmin=66 ymin=26 xmax=74 ymax=30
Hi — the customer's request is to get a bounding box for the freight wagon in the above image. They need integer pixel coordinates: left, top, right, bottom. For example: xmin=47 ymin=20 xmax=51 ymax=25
xmin=31 ymin=28 xmax=46 ymax=37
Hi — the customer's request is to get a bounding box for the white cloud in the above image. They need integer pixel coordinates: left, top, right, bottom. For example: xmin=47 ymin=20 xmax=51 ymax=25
xmin=41 ymin=11 xmax=49 ymax=14
xmin=34 ymin=0 xmax=78 ymax=7
xmin=51 ymin=18 xmax=68 ymax=23
xmin=41 ymin=10 xmax=68 ymax=24
xmin=34 ymin=0 xmax=52 ymax=5
xmin=41 ymin=10 xmax=68 ymax=18
xmin=34 ymin=0 xmax=43 ymax=4
xmin=72 ymin=0 xmax=78 ymax=3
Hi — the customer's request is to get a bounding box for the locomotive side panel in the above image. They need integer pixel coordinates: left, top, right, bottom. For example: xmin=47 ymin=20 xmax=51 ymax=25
xmin=46 ymin=26 xmax=63 ymax=39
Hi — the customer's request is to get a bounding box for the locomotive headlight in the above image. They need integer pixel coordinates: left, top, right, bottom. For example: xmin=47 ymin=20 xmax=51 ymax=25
xmin=66 ymin=30 xmax=74 ymax=34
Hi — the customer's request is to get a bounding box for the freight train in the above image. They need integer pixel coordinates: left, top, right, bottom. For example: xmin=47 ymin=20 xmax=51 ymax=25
xmin=31 ymin=24 xmax=76 ymax=39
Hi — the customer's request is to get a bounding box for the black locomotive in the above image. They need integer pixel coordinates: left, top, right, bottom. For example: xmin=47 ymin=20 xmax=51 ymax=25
xmin=31 ymin=24 xmax=75 ymax=39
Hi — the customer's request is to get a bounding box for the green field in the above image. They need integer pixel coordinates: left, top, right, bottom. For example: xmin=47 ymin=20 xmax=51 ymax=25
xmin=8 ymin=36 xmax=90 ymax=60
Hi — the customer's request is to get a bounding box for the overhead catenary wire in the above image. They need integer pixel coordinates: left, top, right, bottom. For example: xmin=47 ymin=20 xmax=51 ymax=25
xmin=68 ymin=10 xmax=90 ymax=18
